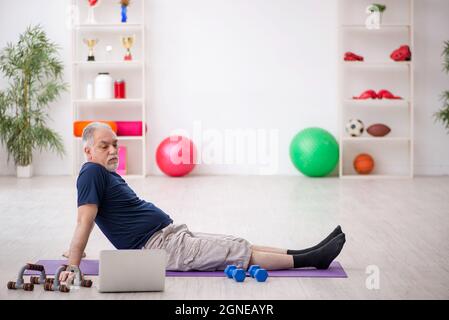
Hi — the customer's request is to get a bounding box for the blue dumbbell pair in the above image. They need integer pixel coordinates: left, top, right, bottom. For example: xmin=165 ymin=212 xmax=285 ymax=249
xmin=224 ymin=264 xmax=269 ymax=282
xmin=248 ymin=265 xmax=269 ymax=282
xmin=224 ymin=265 xmax=246 ymax=282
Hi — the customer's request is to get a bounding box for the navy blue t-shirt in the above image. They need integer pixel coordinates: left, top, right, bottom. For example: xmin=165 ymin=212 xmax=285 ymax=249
xmin=76 ymin=162 xmax=173 ymax=249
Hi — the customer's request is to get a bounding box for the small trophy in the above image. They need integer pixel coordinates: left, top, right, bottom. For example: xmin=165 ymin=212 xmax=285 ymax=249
xmin=83 ymin=38 xmax=99 ymax=61
xmin=121 ymin=35 xmax=135 ymax=61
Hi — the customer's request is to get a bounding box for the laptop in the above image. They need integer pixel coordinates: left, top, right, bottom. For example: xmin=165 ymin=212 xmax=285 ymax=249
xmin=98 ymin=249 xmax=166 ymax=293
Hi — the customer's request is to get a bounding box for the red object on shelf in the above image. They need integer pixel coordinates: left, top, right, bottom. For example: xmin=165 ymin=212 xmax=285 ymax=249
xmin=344 ymin=52 xmax=364 ymax=61
xmin=116 ymin=121 xmax=148 ymax=136
xmin=390 ymin=45 xmax=411 ymax=61
xmin=353 ymin=89 xmax=378 ymax=99
xmin=114 ymin=80 xmax=126 ymax=99
xmin=117 ymin=146 xmax=127 ymax=176
xmin=377 ymin=89 xmax=402 ymax=99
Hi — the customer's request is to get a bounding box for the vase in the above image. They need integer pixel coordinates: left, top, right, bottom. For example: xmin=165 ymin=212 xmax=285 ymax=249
xmin=121 ymin=5 xmax=128 ymax=23
xmin=17 ymin=164 xmax=33 ymax=178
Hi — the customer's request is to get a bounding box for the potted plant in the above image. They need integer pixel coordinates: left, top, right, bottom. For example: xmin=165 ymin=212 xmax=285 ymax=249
xmin=435 ymin=41 xmax=449 ymax=132
xmin=0 ymin=25 xmax=67 ymax=178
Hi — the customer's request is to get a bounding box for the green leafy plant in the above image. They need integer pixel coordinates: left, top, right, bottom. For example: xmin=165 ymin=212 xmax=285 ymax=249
xmin=434 ymin=41 xmax=449 ymax=132
xmin=373 ymin=4 xmax=386 ymax=12
xmin=368 ymin=4 xmax=386 ymax=13
xmin=0 ymin=25 xmax=67 ymax=167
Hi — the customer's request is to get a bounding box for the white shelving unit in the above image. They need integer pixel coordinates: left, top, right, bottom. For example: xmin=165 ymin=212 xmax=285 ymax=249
xmin=338 ymin=0 xmax=414 ymax=179
xmin=71 ymin=0 xmax=146 ymax=177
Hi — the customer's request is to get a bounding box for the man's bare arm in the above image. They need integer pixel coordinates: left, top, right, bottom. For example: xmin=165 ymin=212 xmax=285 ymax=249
xmin=67 ymin=204 xmax=98 ymax=267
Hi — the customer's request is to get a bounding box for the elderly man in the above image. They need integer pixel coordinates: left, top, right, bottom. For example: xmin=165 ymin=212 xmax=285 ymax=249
xmin=60 ymin=122 xmax=346 ymax=282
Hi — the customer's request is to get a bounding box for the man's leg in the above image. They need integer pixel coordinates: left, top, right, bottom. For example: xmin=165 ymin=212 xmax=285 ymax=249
xmin=249 ymin=233 xmax=346 ymax=270
xmin=249 ymin=251 xmax=293 ymax=270
xmin=250 ymin=225 xmax=342 ymax=255
xmin=251 ymin=245 xmax=287 ymax=254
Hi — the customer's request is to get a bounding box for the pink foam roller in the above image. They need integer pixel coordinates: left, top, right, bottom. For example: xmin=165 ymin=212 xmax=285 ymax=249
xmin=116 ymin=121 xmax=147 ymax=136
xmin=117 ymin=146 xmax=127 ymax=175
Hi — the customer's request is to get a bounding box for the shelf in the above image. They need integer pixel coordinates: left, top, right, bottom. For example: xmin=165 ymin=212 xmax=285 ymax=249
xmin=343 ymin=99 xmax=409 ymax=107
xmin=120 ymin=174 xmax=146 ymax=179
xmin=74 ymin=99 xmax=143 ymax=105
xmin=75 ymin=136 xmax=143 ymax=141
xmin=75 ymin=23 xmax=143 ymax=31
xmin=342 ymin=137 xmax=410 ymax=142
xmin=340 ymin=174 xmax=412 ymax=179
xmin=116 ymin=136 xmax=144 ymax=141
xmin=338 ymin=0 xmax=414 ymax=179
xmin=341 ymin=24 xmax=411 ymax=29
xmin=71 ymin=0 xmax=147 ymax=177
xmin=73 ymin=61 xmax=143 ymax=68
xmin=342 ymin=61 xmax=411 ymax=68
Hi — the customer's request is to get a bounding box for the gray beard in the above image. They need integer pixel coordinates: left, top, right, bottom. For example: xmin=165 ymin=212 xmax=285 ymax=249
xmin=105 ymin=161 xmax=119 ymax=172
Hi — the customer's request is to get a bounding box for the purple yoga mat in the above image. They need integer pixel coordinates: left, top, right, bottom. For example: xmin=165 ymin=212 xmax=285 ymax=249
xmin=24 ymin=260 xmax=99 ymax=276
xmin=24 ymin=260 xmax=347 ymax=278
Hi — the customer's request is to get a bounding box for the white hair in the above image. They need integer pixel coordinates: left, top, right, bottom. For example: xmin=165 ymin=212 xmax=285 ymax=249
xmin=82 ymin=122 xmax=116 ymax=148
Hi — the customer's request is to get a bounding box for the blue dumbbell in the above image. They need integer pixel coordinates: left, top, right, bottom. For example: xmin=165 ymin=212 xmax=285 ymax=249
xmin=231 ymin=269 xmax=246 ymax=282
xmin=248 ymin=265 xmax=260 ymax=277
xmin=248 ymin=265 xmax=269 ymax=282
xmin=224 ymin=265 xmax=237 ymax=278
xmin=224 ymin=265 xmax=246 ymax=282
xmin=254 ymin=269 xmax=268 ymax=282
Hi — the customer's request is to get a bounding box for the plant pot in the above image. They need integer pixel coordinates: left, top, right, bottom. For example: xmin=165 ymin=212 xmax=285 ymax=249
xmin=16 ymin=164 xmax=33 ymax=178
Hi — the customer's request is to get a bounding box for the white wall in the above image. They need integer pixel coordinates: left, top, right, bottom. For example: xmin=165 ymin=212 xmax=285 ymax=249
xmin=0 ymin=0 xmax=448 ymax=176
xmin=414 ymin=0 xmax=449 ymax=175
xmin=0 ymin=0 xmax=72 ymax=176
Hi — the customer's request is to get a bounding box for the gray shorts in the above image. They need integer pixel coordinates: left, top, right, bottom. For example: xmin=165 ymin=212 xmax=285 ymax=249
xmin=143 ymin=223 xmax=252 ymax=271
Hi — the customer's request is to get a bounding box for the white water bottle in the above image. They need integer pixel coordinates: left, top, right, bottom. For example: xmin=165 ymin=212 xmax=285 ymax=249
xmin=94 ymin=72 xmax=113 ymax=99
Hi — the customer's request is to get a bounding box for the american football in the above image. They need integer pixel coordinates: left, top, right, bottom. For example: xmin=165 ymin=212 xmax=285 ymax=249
xmin=367 ymin=123 xmax=391 ymax=137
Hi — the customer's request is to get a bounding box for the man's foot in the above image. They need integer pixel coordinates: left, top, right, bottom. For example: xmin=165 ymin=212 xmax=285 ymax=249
xmin=292 ymin=233 xmax=346 ymax=269
xmin=287 ymin=225 xmax=343 ymax=255
xmin=62 ymin=251 xmax=87 ymax=258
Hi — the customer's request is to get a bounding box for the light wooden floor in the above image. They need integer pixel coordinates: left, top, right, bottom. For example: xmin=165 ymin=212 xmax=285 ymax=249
xmin=1 ymin=175 xmax=448 ymax=300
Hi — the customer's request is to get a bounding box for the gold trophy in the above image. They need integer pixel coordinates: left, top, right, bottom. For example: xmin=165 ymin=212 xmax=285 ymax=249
xmin=121 ymin=35 xmax=135 ymax=61
xmin=83 ymin=38 xmax=99 ymax=61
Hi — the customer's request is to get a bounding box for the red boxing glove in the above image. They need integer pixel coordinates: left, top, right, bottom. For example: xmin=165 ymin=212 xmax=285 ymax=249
xmin=390 ymin=45 xmax=411 ymax=61
xmin=377 ymin=89 xmax=402 ymax=99
xmin=344 ymin=52 xmax=364 ymax=61
xmin=353 ymin=89 xmax=378 ymax=99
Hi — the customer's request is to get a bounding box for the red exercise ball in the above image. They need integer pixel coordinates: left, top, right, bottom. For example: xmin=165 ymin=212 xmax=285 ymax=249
xmin=156 ymin=136 xmax=197 ymax=177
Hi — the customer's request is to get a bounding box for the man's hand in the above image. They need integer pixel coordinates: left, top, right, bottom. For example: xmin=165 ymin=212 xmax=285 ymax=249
xmin=59 ymin=270 xmax=75 ymax=284
xmin=58 ymin=268 xmax=85 ymax=284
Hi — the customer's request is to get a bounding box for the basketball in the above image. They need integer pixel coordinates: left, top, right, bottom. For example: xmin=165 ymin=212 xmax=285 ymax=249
xmin=353 ymin=153 xmax=375 ymax=174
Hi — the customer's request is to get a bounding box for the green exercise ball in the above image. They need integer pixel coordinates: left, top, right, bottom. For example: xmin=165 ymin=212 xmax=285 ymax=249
xmin=289 ymin=127 xmax=339 ymax=177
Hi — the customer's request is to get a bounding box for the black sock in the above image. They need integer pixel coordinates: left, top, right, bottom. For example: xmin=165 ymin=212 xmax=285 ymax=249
xmin=287 ymin=225 xmax=342 ymax=255
xmin=292 ymin=233 xmax=346 ymax=269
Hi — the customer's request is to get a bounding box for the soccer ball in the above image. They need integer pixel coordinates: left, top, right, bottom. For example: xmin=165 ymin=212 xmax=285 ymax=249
xmin=345 ymin=119 xmax=364 ymax=137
